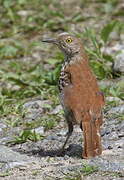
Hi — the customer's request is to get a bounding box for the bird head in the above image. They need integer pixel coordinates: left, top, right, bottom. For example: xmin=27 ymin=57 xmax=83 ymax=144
xmin=42 ymin=33 xmax=83 ymax=57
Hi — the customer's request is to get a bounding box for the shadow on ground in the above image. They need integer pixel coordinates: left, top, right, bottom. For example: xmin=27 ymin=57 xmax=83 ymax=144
xmin=27 ymin=144 xmax=82 ymax=158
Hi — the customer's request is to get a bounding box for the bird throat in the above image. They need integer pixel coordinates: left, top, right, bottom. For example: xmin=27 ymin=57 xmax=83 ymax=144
xmin=62 ymin=52 xmax=81 ymax=69
xmin=58 ymin=55 xmax=77 ymax=92
xmin=61 ymin=55 xmax=72 ymax=71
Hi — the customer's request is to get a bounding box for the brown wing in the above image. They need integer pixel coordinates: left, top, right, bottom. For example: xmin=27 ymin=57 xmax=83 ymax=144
xmin=62 ymin=59 xmax=105 ymax=124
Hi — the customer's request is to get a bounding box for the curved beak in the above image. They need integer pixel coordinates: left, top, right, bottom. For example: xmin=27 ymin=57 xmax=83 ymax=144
xmin=41 ymin=38 xmax=58 ymax=45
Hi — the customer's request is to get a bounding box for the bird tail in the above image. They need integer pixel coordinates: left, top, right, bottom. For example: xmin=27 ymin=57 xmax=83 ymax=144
xmin=82 ymin=114 xmax=102 ymax=158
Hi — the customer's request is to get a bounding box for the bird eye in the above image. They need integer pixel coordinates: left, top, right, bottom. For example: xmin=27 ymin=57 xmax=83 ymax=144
xmin=66 ymin=38 xmax=72 ymax=43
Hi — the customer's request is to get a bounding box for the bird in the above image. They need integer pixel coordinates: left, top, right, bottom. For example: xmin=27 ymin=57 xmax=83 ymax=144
xmin=42 ymin=32 xmax=105 ymax=158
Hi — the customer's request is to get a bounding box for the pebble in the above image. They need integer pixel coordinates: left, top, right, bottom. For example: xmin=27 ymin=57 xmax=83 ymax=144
xmin=113 ymin=51 xmax=124 ymax=73
xmin=0 ymin=145 xmax=35 ymax=172
xmin=108 ymin=105 xmax=124 ymax=114
xmin=31 ymin=126 xmax=44 ymax=135
xmin=106 ymin=96 xmax=123 ymax=104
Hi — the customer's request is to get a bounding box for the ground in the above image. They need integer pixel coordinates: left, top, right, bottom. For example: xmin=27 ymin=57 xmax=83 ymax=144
xmin=0 ymin=0 xmax=124 ymax=179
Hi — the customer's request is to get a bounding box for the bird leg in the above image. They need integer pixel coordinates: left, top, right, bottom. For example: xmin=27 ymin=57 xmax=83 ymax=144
xmin=61 ymin=110 xmax=74 ymax=151
xmin=61 ymin=123 xmax=73 ymax=151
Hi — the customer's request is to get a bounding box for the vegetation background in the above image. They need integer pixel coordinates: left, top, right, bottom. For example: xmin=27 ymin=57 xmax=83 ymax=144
xmin=0 ymin=0 xmax=124 ymax=179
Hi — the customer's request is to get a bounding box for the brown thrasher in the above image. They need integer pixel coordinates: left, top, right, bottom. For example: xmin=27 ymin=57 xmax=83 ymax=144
xmin=42 ymin=33 xmax=105 ymax=158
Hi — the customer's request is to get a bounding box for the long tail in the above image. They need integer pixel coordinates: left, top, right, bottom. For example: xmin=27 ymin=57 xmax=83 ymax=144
xmin=82 ymin=114 xmax=102 ymax=158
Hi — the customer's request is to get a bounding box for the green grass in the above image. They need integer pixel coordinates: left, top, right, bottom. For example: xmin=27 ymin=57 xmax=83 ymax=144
xmin=64 ymin=164 xmax=98 ymax=180
xmin=102 ymin=171 xmax=124 ymax=178
xmin=78 ymin=22 xmax=123 ymax=80
xmin=101 ymin=85 xmax=124 ymax=100
xmin=0 ymin=170 xmax=12 ymax=177
xmin=81 ymin=164 xmax=98 ymax=176
xmin=9 ymin=129 xmax=44 ymax=144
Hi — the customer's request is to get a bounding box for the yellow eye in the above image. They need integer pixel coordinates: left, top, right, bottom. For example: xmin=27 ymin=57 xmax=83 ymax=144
xmin=66 ymin=38 xmax=72 ymax=43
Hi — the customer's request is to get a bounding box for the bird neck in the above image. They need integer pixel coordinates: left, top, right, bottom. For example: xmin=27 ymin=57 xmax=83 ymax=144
xmin=63 ymin=50 xmax=88 ymax=66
